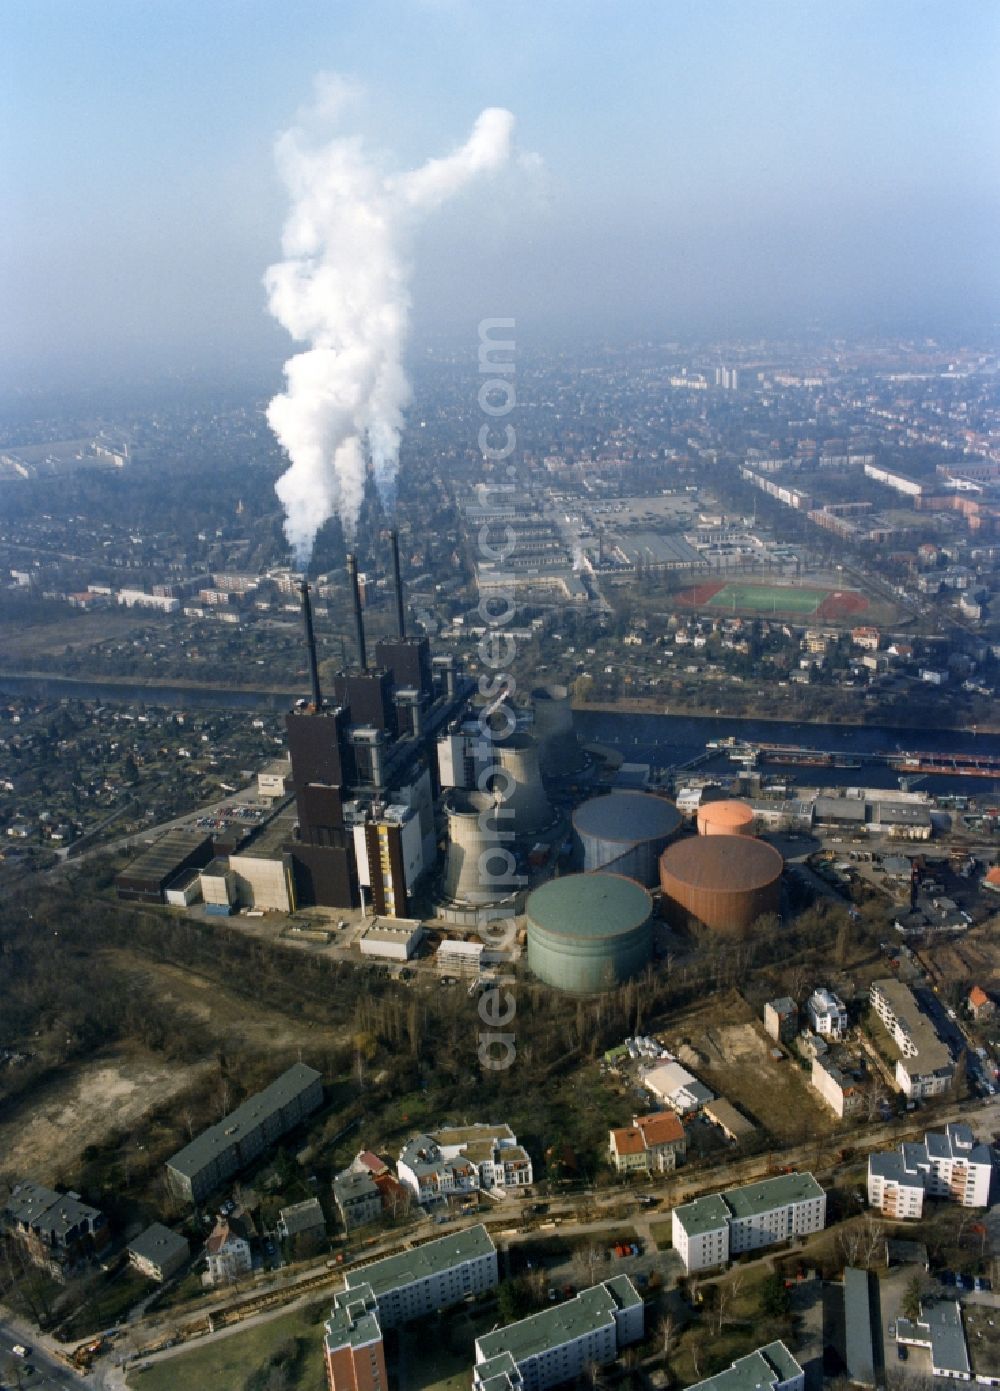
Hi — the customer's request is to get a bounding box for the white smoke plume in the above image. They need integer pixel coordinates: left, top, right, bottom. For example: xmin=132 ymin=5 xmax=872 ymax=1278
xmin=265 ymin=78 xmax=517 ymax=564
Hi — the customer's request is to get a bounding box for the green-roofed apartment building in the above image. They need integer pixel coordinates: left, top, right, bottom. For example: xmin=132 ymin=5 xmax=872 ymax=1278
xmin=687 ymin=1342 xmax=804 ymax=1391
xmin=672 ymin=1172 xmax=826 ymax=1272
xmin=473 ymin=1275 xmax=643 ymax=1391
xmin=324 ymin=1225 xmax=498 ymax=1391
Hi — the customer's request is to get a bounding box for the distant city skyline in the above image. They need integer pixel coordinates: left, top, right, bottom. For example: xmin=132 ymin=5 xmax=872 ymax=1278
xmin=2 ymin=0 xmax=998 ymax=386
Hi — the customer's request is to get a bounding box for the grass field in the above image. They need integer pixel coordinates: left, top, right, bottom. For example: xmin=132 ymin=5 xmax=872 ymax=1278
xmin=649 ymin=1219 xmax=673 ymax=1251
xmin=706 ymin=582 xmax=826 ymax=614
xmin=129 ymin=1301 xmax=327 ymax=1391
xmin=678 ymin=578 xmax=869 ymax=621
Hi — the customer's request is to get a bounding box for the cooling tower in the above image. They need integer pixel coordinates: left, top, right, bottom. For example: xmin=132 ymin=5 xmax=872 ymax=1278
xmin=491 ymin=733 xmax=554 ymax=838
xmin=442 ymin=790 xmax=515 ymax=905
xmin=531 ymin=684 xmax=586 ymax=774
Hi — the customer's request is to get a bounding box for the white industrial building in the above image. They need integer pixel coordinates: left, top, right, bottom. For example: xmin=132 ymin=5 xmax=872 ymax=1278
xmin=867 ymin=1123 xmax=994 ymax=1219
xmin=643 ymin=1060 xmax=715 ymax=1114
xmin=359 ymin=918 xmax=424 ymax=962
xmin=672 ymin=1173 xmax=826 ymax=1273
xmin=473 ymin=1276 xmax=644 ymax=1391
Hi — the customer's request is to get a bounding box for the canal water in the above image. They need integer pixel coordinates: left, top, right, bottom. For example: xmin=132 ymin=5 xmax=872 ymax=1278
xmin=2 ymin=672 xmax=997 ymax=799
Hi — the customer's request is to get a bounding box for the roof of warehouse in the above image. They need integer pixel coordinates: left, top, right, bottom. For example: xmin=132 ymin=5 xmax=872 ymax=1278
xmin=843 ymin=1268 xmax=877 ymax=1388
xmin=118 ymin=828 xmax=212 ymax=883
xmin=527 ymin=872 xmax=652 ymax=938
xmin=659 ymin=834 xmax=784 ymax=890
xmin=572 ymin=791 xmax=682 ymax=842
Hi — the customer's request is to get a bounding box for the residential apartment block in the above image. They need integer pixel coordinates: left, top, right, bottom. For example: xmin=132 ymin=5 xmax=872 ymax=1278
xmin=344 ymin=1223 xmax=497 ymax=1330
xmin=672 ymin=1173 xmax=826 ymax=1273
xmin=608 ymin=1112 xmax=687 ymax=1174
xmin=334 ymin=1169 xmax=385 ymax=1232
xmin=397 ymin=1124 xmax=532 ymax=1203
xmin=869 ymin=979 xmax=955 ymax=1099
xmin=867 ymin=1124 xmax=994 ymax=1219
xmin=472 ymin=1275 xmax=644 ymax=1391
xmin=687 ymin=1342 xmax=804 ymax=1391
xmin=2 ymin=1179 xmax=110 ymax=1276
xmin=324 ymin=1285 xmax=388 ymax=1391
xmin=127 ymin=1223 xmax=189 ymax=1282
xmin=764 ymin=997 xmax=798 ymax=1044
xmin=806 ymin=987 xmax=848 ymax=1039
xmin=811 ymin=1055 xmax=863 ymax=1119
xmin=324 ymin=1226 xmax=498 ymax=1391
xmin=166 ymin=1062 xmax=323 ymax=1203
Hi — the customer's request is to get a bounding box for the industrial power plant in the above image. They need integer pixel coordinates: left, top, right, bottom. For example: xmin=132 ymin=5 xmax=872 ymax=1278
xmin=116 ymin=531 xmax=790 ymax=993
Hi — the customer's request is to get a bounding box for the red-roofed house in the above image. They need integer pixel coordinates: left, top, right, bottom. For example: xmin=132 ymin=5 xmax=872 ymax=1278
xmin=609 ymin=1112 xmax=686 ymax=1175
xmin=984 ymin=868 xmax=1000 ymax=894
xmin=969 ymin=986 xmax=996 ymax=1022
xmin=204 ymin=1217 xmax=251 ymax=1286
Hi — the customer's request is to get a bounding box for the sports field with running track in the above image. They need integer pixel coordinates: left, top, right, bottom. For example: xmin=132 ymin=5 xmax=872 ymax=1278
xmin=677 ymin=579 xmax=868 ymax=620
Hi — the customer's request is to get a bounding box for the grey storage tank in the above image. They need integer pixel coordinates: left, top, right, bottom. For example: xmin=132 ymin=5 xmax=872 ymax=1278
xmin=572 ymin=791 xmax=682 ymax=886
xmin=526 ymin=872 xmax=653 ymax=994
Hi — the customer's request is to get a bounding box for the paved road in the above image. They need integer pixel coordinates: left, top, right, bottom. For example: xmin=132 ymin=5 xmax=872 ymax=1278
xmin=0 ymin=1314 xmax=80 ymax=1391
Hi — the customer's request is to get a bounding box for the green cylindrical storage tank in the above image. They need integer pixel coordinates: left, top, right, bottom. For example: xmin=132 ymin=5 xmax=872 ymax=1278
xmin=526 ymin=872 xmax=653 ymax=994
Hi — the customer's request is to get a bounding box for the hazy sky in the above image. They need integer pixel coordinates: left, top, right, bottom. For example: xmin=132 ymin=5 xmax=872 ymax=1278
xmin=3 ymin=1 xmax=998 ymax=385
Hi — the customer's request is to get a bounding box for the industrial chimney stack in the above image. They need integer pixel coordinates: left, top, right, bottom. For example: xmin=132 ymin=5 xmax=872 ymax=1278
xmin=346 ymin=553 xmax=367 ymax=670
xmin=298 ymin=581 xmax=324 ymax=710
xmin=390 ymin=528 xmax=406 ymax=640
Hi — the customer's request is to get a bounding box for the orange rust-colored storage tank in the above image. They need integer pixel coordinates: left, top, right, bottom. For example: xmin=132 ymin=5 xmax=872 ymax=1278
xmin=696 ymin=798 xmax=755 ymax=837
xmin=659 ymin=834 xmax=783 ymax=937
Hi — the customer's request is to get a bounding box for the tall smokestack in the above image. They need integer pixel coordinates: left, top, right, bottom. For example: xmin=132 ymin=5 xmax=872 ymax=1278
xmin=298 ymin=581 xmax=323 ymax=710
xmin=390 ymin=528 xmax=406 ymax=640
xmin=346 ymin=553 xmax=367 ymax=670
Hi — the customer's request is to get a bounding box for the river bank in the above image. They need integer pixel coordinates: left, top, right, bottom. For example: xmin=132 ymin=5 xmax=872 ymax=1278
xmin=572 ymin=697 xmax=1000 ymax=736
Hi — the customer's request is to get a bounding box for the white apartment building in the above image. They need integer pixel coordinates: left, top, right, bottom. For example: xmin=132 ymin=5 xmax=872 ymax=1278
xmin=687 ymin=1342 xmax=804 ymax=1391
xmin=672 ymin=1173 xmax=826 ymax=1273
xmin=343 ymin=1224 xmax=497 ymax=1330
xmin=869 ymin=979 xmax=955 ymax=1099
xmin=868 ymin=1124 xmax=994 ymax=1219
xmin=472 ymin=1275 xmax=644 ymax=1391
xmin=806 ymin=987 xmax=849 ymax=1040
xmin=397 ymin=1125 xmax=532 ymax=1203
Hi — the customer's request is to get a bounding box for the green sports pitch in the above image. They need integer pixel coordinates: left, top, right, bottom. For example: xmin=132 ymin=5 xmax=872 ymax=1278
xmin=705 ymin=582 xmax=829 ymax=614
